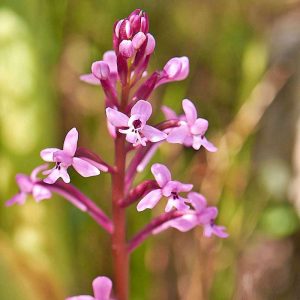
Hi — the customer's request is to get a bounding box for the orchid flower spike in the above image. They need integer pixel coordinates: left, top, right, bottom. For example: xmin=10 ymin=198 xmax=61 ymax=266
xmin=106 ymin=100 xmax=167 ymax=146
xmin=40 ymin=128 xmax=103 ymax=184
xmin=166 ymin=99 xmax=217 ymax=151
xmin=137 ymin=163 xmax=193 ymax=212
xmin=6 ymin=164 xmax=52 ymax=206
xmin=66 ymin=276 xmax=114 ymax=300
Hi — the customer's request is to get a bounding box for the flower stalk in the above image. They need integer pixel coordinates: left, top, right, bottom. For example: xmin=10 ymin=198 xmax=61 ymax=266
xmin=6 ymin=8 xmax=229 ymax=300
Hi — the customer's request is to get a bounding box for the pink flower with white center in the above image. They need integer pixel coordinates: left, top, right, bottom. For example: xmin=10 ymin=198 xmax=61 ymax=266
xmin=187 ymin=192 xmax=228 ymax=238
xmin=66 ymin=276 xmax=114 ymax=300
xmin=40 ymin=128 xmax=103 ymax=184
xmin=166 ymin=99 xmax=217 ymax=151
xmin=80 ymin=50 xmax=118 ymax=85
xmin=137 ymin=163 xmax=193 ymax=212
xmin=106 ymin=100 xmax=167 ymax=146
xmin=153 ymin=192 xmax=228 ymax=238
xmin=6 ymin=165 xmax=52 ymax=206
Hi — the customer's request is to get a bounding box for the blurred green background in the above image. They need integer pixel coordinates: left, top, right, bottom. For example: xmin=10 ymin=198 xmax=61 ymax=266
xmin=1 ymin=0 xmax=300 ymax=299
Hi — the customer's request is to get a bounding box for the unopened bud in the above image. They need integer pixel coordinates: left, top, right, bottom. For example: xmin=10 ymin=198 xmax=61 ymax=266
xmin=132 ymin=32 xmax=147 ymax=50
xmin=119 ymin=40 xmax=134 ymax=58
xmin=145 ymin=33 xmax=155 ymax=55
xmin=91 ymin=61 xmax=110 ymax=80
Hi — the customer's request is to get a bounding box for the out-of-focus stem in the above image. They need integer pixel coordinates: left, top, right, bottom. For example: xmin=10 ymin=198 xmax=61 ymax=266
xmin=127 ymin=210 xmax=184 ymax=253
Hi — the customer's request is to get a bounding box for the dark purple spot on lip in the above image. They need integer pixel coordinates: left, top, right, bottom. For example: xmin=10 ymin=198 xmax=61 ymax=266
xmin=171 ymin=191 xmax=179 ymax=199
xmin=132 ymin=119 xmax=142 ymax=129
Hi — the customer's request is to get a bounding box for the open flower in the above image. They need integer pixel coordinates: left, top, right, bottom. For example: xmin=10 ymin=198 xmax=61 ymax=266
xmin=153 ymin=192 xmax=228 ymax=238
xmin=166 ymin=99 xmax=217 ymax=151
xmin=66 ymin=276 xmax=113 ymax=300
xmin=6 ymin=165 xmax=52 ymax=206
xmin=137 ymin=163 xmax=193 ymax=212
xmin=40 ymin=128 xmax=103 ymax=184
xmin=106 ymin=100 xmax=167 ymax=146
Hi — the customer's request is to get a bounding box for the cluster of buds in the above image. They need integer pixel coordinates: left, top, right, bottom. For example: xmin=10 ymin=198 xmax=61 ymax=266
xmin=7 ymin=8 xmax=228 ymax=300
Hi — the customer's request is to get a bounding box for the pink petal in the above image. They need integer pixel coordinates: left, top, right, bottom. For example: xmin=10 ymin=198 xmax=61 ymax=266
xmin=72 ymin=157 xmax=100 ymax=177
xmin=32 ymin=184 xmax=52 ymax=202
xmin=166 ymin=124 xmax=189 ymax=144
xmin=151 ymin=164 xmax=171 ymax=188
xmin=165 ymin=197 xmax=189 ymax=212
xmin=131 ymin=100 xmax=152 ymax=121
xmin=187 ymin=192 xmax=207 ymax=212
xmin=161 ymin=105 xmax=178 ymax=120
xmin=44 ymin=168 xmax=70 ymax=184
xmin=192 ymin=135 xmax=203 ymax=150
xmin=93 ymin=276 xmax=112 ymax=300
xmin=40 ymin=148 xmax=60 ymax=162
xmin=30 ymin=164 xmax=49 ymax=182
xmin=132 ymin=32 xmax=146 ymax=50
xmin=211 ymin=225 xmax=229 ymax=238
xmin=190 ymin=118 xmax=208 ymax=135
xmin=169 ymin=214 xmax=199 ymax=232
xmin=162 ymin=181 xmax=193 ymax=196
xmin=176 ymin=56 xmax=189 ymax=81
xmin=182 ymin=99 xmax=197 ymax=125
xmin=106 ymin=108 xmax=129 ymax=127
xmin=66 ymin=296 xmax=95 ymax=300
xmin=103 ymin=50 xmax=117 ymax=74
xmin=107 ymin=119 xmax=116 ymax=138
xmin=137 ymin=189 xmax=162 ymax=211
xmin=201 ymin=137 xmax=217 ymax=152
xmin=163 ymin=57 xmax=182 ymax=79
xmin=145 ymin=33 xmax=155 ymax=55
xmin=63 ymin=128 xmax=78 ymax=157
xmin=198 ymin=207 xmax=218 ymax=224
xmin=16 ymin=174 xmax=33 ymax=193
xmin=119 ymin=40 xmax=134 ymax=58
xmin=80 ymin=73 xmax=99 ymax=85
xmin=92 ymin=61 xmax=110 ymax=80
xmin=6 ymin=192 xmax=27 ymax=206
xmin=142 ymin=125 xmax=167 ymax=143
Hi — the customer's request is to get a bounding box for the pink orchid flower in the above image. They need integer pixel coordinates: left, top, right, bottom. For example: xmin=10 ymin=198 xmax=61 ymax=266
xmin=166 ymin=99 xmax=217 ymax=151
xmin=106 ymin=100 xmax=167 ymax=146
xmin=188 ymin=192 xmax=228 ymax=238
xmin=137 ymin=163 xmax=193 ymax=212
xmin=6 ymin=164 xmax=52 ymax=206
xmin=153 ymin=192 xmax=228 ymax=238
xmin=40 ymin=128 xmax=103 ymax=184
xmin=80 ymin=50 xmax=118 ymax=85
xmin=66 ymin=276 xmax=113 ymax=300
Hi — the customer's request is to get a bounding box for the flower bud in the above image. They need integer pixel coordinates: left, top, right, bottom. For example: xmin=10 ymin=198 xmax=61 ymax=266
xmin=119 ymin=40 xmax=134 ymax=58
xmin=145 ymin=33 xmax=155 ymax=55
xmin=91 ymin=61 xmax=110 ymax=80
xmin=163 ymin=58 xmax=182 ymax=79
xmin=132 ymin=32 xmax=147 ymax=50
